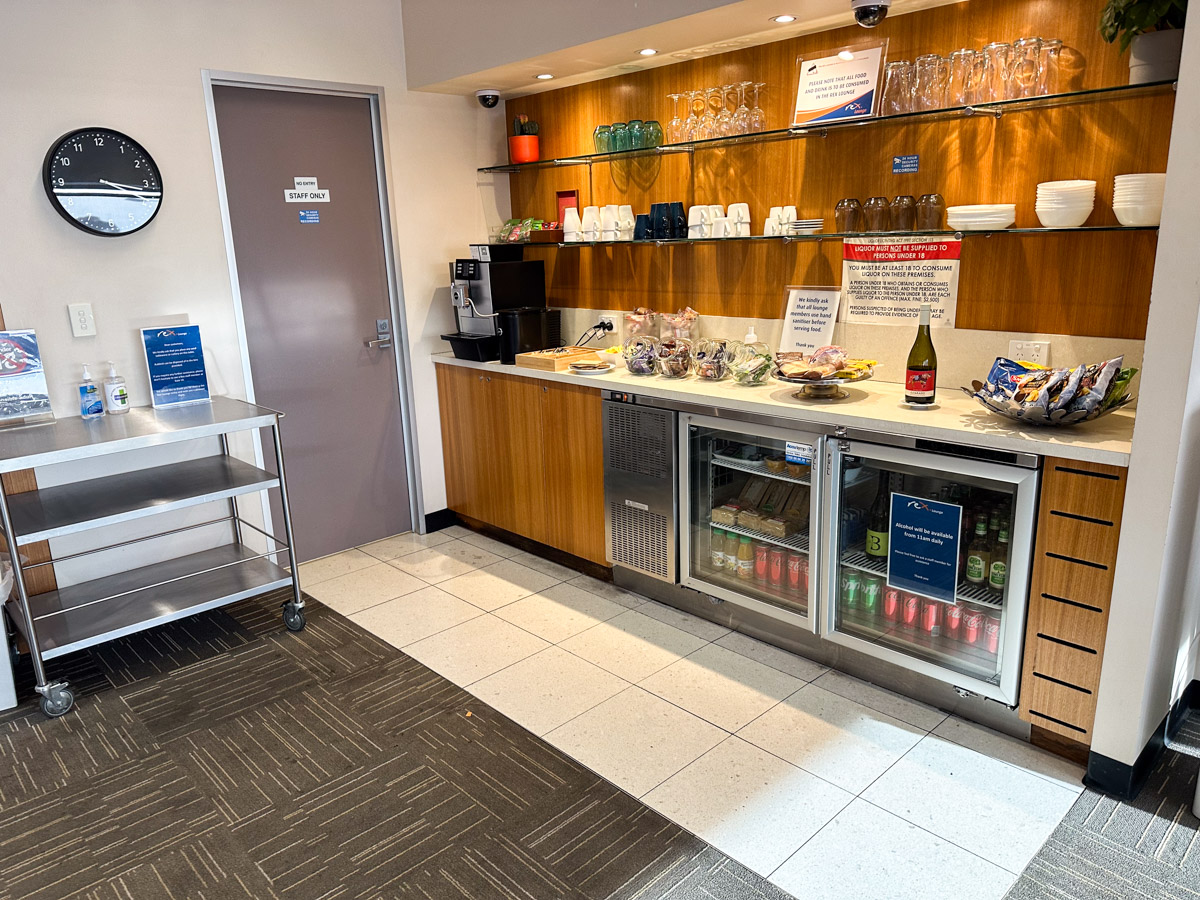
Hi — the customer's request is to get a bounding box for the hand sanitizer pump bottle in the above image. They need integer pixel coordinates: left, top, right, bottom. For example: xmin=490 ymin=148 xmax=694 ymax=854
xmin=79 ymin=364 xmax=104 ymax=420
xmin=103 ymin=361 xmax=130 ymax=414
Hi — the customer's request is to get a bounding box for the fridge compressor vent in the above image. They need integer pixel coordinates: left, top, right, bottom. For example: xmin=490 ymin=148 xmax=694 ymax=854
xmin=609 ymin=501 xmax=669 ymax=578
xmin=604 ymin=404 xmax=671 ymax=480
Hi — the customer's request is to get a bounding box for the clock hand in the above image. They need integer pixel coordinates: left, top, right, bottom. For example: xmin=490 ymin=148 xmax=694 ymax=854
xmin=99 ymin=179 xmax=153 ymax=192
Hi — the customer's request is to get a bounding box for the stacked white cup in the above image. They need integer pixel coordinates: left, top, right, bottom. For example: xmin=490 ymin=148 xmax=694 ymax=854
xmin=1113 ymin=174 xmax=1166 ymax=226
xmin=1035 ymin=180 xmax=1095 ymax=228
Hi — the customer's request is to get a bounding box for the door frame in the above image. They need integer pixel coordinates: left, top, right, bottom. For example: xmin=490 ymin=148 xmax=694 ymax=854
xmin=201 ymin=70 xmax=424 ymax=549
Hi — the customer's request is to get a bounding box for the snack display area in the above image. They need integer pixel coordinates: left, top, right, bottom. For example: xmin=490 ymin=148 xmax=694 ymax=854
xmin=433 ymin=354 xmax=1135 ymax=467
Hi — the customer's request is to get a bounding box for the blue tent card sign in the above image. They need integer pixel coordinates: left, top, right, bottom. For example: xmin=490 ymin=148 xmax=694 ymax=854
xmin=141 ymin=325 xmax=211 ymax=408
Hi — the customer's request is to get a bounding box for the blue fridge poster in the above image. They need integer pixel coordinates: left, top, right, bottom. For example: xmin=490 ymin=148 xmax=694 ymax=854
xmin=141 ymin=325 xmax=211 ymax=408
xmin=887 ymin=492 xmax=962 ymax=604
xmin=0 ymin=331 xmax=52 ymax=424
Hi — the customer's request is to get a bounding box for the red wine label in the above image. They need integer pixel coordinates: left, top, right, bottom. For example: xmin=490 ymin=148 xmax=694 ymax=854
xmin=905 ymin=369 xmax=936 ymax=398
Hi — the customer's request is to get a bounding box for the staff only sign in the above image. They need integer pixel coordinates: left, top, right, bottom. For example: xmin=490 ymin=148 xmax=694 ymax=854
xmin=840 ymin=237 xmax=962 ymax=326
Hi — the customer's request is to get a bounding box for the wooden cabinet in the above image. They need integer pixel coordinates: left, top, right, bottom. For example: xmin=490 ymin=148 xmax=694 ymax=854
xmin=436 ymin=364 xmax=607 ymax=565
xmin=1018 ymin=457 xmax=1128 ymax=745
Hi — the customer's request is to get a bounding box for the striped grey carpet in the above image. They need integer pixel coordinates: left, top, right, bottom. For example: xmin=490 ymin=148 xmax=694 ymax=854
xmin=0 ymin=589 xmax=793 ymax=900
xmin=1006 ymin=717 xmax=1200 ymax=900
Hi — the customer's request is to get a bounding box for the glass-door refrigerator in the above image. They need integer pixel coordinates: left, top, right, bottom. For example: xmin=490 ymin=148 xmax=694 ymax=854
xmin=823 ymin=438 xmax=1039 ymax=706
xmin=680 ymin=413 xmax=826 ymax=631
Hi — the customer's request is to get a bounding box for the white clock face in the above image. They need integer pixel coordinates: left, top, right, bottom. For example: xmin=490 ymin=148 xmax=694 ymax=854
xmin=44 ymin=129 xmax=163 ymax=236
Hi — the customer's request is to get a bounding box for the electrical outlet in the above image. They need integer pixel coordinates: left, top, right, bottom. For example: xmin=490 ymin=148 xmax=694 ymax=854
xmin=598 ymin=315 xmax=616 ymax=332
xmin=68 ymin=303 xmax=96 ymax=337
xmin=1009 ymin=340 xmax=1050 ymax=366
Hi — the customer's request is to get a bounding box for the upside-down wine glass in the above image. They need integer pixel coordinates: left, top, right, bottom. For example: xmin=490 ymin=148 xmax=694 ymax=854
xmin=732 ymin=82 xmax=752 ymax=134
xmin=666 ymin=93 xmax=684 ymax=144
xmin=717 ymin=84 xmax=736 ymax=136
xmin=698 ymin=87 xmax=721 ymax=140
xmin=749 ymin=82 xmax=767 ymax=132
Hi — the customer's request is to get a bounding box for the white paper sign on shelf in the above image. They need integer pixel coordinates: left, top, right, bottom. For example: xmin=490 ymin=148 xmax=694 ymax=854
xmin=840 ymin=237 xmax=961 ymax=326
xmin=779 ymin=286 xmax=841 ymax=354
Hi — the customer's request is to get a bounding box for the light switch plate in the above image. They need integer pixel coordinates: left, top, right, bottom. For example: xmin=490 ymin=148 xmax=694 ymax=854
xmin=1009 ymin=340 xmax=1050 ymax=366
xmin=68 ymin=303 xmax=96 ymax=337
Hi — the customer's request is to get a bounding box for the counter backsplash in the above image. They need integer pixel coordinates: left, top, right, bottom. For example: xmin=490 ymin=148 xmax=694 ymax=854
xmin=557 ymin=307 xmax=1145 ymax=401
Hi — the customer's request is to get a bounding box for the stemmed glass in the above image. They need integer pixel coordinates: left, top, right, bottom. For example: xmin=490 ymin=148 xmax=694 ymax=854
xmin=716 ymin=84 xmax=736 ymax=136
xmin=684 ymin=90 xmax=703 ymax=141
xmin=749 ymin=82 xmax=767 ymax=132
xmin=732 ymin=82 xmax=752 ymax=135
xmin=666 ymin=93 xmax=685 ymax=144
xmin=698 ymin=87 xmax=721 ymax=139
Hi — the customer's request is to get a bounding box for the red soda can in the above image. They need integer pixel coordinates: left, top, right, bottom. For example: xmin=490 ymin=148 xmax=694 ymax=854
xmin=754 ymin=543 xmax=769 ymax=583
xmin=798 ymin=555 xmax=810 ymax=598
xmin=768 ymin=548 xmax=785 ymax=588
xmin=787 ymin=553 xmax=803 ymax=594
xmin=984 ymin=615 xmax=1001 ymax=654
xmin=901 ymin=593 xmax=921 ymax=628
xmin=944 ymin=603 xmax=963 ymax=639
xmin=921 ymin=598 xmax=943 ymax=636
xmin=883 ymin=588 xmax=902 ymax=623
xmin=963 ymin=606 xmax=986 ymax=645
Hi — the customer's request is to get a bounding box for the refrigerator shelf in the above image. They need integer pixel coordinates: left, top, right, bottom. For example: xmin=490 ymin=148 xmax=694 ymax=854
xmin=718 ymin=521 xmax=811 ymax=555
xmin=711 ymin=454 xmax=811 ymax=486
xmin=839 ymin=607 xmax=1003 ymax=682
xmin=695 ymin=562 xmax=809 ymax=615
xmin=839 ymin=546 xmax=1003 ymax=610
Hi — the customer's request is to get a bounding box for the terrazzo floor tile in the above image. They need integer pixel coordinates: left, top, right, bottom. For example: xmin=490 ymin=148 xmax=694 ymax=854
xmin=568 ymin=574 xmax=647 ymax=610
xmin=297 ymin=549 xmax=376 ymax=588
xmin=348 ymin=585 xmax=482 ymax=648
xmin=437 ymin=558 xmax=563 ymax=611
xmin=644 ymin=736 xmax=853 ymax=878
xmin=714 ymin=631 xmax=828 ymax=683
xmin=403 ymin=615 xmax=550 ymax=686
xmin=560 ymin=609 xmax=709 ymax=683
xmin=932 ymin=716 xmax=1085 ymax=794
xmin=812 ymin=668 xmax=948 ymax=732
xmin=468 ymin=647 xmax=629 ymax=736
xmin=494 ymin=582 xmax=628 ymax=643
xmin=389 ymin=540 xmax=504 ymax=584
xmin=511 ymin=551 xmax=579 ymax=581
xmin=302 ymin=562 xmax=426 ymax=615
xmin=457 ymin=530 xmax=524 ymax=558
xmin=636 ymin=600 xmax=732 ymax=641
xmin=359 ymin=530 xmax=455 ymax=561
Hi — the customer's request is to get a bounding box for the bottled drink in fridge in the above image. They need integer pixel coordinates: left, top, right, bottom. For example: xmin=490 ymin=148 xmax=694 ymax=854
xmin=866 ymin=471 xmax=890 ymax=558
xmin=711 ymin=527 xmax=726 ymax=570
xmin=988 ymin=527 xmax=1010 ymax=594
xmin=754 ymin=542 xmax=769 ymax=584
xmin=904 ymin=302 xmax=938 ymax=404
xmin=736 ymin=536 xmax=755 ymax=579
xmin=966 ymin=520 xmax=991 ymax=585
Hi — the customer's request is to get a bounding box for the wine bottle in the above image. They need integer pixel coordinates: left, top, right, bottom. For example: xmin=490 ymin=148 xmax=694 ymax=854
xmin=866 ymin=471 xmax=889 ymax=558
xmin=905 ymin=302 xmax=938 ymax=405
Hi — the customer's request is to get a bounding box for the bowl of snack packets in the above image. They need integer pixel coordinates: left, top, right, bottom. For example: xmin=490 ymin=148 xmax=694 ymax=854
xmin=962 ymin=357 xmax=1137 ymax=426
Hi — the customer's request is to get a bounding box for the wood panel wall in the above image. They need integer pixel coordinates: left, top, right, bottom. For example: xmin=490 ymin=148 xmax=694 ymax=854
xmin=500 ymin=0 xmax=1170 ymax=340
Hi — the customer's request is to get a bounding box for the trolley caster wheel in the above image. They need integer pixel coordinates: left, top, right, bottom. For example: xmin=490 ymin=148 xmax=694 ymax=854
xmin=282 ymin=605 xmax=306 ymax=633
xmin=40 ymin=687 xmax=74 ymax=718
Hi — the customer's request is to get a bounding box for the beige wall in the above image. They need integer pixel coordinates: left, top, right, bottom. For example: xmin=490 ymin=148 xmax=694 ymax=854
xmin=0 ymin=0 xmax=507 ymax=563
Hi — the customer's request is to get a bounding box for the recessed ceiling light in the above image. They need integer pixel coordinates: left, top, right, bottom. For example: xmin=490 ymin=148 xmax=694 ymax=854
xmin=771 ymin=14 xmax=797 ymax=23
xmin=638 ymin=48 xmax=658 ymax=56
xmin=535 ymin=73 xmax=554 ymax=80
xmin=838 ymin=49 xmax=856 ymax=61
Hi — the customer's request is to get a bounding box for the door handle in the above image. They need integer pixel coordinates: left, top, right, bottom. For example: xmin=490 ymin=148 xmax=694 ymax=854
xmin=364 ymin=338 xmax=393 ymax=349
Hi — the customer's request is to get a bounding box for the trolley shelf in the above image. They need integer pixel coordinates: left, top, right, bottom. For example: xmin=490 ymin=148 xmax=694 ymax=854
xmin=5 ymin=544 xmax=291 ymax=660
xmin=8 ymin=457 xmax=279 ymax=543
xmin=0 ymin=397 xmax=278 ymax=473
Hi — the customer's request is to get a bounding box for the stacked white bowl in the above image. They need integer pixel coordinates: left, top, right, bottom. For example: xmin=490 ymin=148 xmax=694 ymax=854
xmin=1113 ymin=173 xmax=1166 ymax=226
xmin=1035 ymin=180 xmax=1095 ymax=228
xmin=946 ymin=204 xmax=1017 ymax=230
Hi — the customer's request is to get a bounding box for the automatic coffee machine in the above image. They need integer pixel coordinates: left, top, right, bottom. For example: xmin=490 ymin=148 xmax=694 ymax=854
xmin=442 ymin=247 xmax=559 ymax=363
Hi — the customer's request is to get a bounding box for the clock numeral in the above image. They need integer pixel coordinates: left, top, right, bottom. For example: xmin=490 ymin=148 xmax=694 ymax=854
xmin=93 ymin=136 xmax=104 ymax=146
xmin=56 ymin=178 xmax=64 ymax=187
xmin=72 ymin=142 xmax=82 ymax=152
xmin=134 ymin=160 xmax=141 ymax=169
xmin=119 ymin=145 xmax=125 ymax=154
xmin=60 ymin=157 xmax=70 ymax=166
xmin=107 ymin=220 xmax=115 ymax=229
xmin=143 ymin=180 xmax=149 ymax=187
xmin=128 ymin=213 xmax=136 ymax=221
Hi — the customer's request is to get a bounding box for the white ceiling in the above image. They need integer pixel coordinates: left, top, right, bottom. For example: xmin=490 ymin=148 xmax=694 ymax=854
xmin=404 ymin=0 xmax=966 ymax=97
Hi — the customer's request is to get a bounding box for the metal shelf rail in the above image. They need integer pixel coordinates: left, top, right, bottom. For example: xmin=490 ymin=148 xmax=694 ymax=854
xmin=0 ymin=397 xmax=304 ymax=717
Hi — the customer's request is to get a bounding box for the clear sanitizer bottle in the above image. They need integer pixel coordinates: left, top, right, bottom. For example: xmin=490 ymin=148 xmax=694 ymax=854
xmin=79 ymin=364 xmax=104 ymax=420
xmin=103 ymin=361 xmax=130 ymax=414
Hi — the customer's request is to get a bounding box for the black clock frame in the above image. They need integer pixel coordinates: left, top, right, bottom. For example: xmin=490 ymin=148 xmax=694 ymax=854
xmin=42 ymin=127 xmax=164 ymax=237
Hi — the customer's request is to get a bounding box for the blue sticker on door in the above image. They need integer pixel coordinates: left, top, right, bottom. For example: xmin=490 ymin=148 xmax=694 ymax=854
xmin=299 ymin=209 xmax=320 ymax=224
xmin=887 ymin=492 xmax=961 ymax=604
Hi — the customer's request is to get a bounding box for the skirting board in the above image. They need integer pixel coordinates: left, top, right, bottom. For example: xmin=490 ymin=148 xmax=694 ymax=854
xmin=1085 ymin=678 xmax=1200 ymax=800
xmin=423 ymin=508 xmax=458 ymax=533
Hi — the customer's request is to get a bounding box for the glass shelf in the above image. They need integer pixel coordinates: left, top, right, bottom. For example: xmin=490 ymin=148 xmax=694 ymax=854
xmin=508 ymin=225 xmax=1158 ymax=249
xmin=478 ymin=79 xmax=1176 ymax=174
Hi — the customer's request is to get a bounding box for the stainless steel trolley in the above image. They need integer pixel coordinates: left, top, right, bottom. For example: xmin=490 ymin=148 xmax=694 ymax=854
xmin=0 ymin=398 xmax=304 ymax=717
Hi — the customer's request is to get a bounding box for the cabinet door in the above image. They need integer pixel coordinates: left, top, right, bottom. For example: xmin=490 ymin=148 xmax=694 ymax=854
xmin=487 ymin=371 xmax=549 ymax=543
xmin=541 ymin=381 xmax=607 ymax=565
xmin=436 ymin=365 xmax=496 ymax=525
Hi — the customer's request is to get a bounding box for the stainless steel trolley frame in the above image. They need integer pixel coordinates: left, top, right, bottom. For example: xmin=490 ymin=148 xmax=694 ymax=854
xmin=0 ymin=398 xmax=304 ymax=717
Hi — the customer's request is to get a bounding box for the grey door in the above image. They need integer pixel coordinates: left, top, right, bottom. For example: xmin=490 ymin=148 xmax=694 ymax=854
xmin=212 ymin=85 xmax=411 ymax=562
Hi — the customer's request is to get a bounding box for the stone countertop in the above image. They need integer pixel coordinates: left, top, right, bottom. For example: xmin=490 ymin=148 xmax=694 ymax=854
xmin=433 ymin=353 xmax=1135 ymax=467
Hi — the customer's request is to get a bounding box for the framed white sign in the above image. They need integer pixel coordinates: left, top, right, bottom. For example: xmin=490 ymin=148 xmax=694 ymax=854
xmin=840 ymin=237 xmax=962 ymax=326
xmin=793 ymin=40 xmax=888 ymax=126
xmin=779 ymin=286 xmax=841 ymax=355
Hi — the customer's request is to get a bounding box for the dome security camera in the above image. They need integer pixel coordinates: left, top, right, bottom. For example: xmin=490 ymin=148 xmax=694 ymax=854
xmin=852 ymin=0 xmax=892 ymax=27
xmin=476 ymin=89 xmax=501 ymax=109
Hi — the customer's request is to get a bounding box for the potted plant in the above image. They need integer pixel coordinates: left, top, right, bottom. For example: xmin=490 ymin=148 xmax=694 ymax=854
xmin=509 ymin=114 xmax=540 ymax=164
xmin=1101 ymin=0 xmax=1188 ymax=84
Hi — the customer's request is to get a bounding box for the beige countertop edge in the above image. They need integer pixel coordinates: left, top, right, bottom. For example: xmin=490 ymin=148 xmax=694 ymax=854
xmin=432 ymin=353 xmax=1134 ymax=468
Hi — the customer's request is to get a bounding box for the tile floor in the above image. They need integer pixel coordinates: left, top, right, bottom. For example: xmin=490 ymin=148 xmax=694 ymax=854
xmin=300 ymin=528 xmax=1087 ymax=900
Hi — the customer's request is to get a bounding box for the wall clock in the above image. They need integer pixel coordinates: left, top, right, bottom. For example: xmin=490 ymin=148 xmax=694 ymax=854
xmin=42 ymin=128 xmax=163 ymax=236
